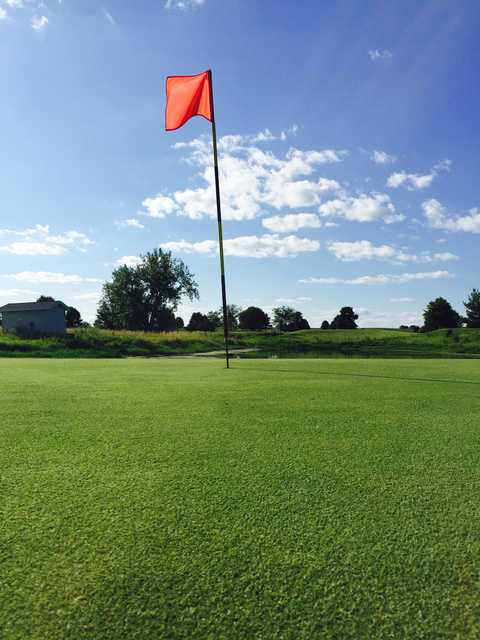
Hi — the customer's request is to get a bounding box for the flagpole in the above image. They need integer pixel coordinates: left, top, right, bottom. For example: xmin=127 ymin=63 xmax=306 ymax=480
xmin=208 ymin=70 xmax=230 ymax=369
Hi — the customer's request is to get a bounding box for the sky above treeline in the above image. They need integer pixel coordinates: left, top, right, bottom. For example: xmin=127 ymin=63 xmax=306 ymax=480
xmin=1 ymin=0 xmax=479 ymax=327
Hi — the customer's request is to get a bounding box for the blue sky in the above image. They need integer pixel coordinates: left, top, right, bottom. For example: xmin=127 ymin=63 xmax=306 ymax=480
xmin=1 ymin=0 xmax=479 ymax=326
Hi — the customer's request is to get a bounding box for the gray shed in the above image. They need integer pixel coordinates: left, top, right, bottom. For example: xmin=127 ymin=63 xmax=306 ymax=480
xmin=0 ymin=301 xmax=68 ymax=335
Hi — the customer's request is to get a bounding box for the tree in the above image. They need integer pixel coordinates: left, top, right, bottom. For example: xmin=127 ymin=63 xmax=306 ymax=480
xmin=36 ymin=296 xmax=55 ymax=303
xmin=321 ymin=320 xmax=330 ymax=330
xmin=175 ymin=316 xmax=185 ymax=330
xmin=238 ymin=306 xmax=269 ymax=331
xmin=272 ymin=306 xmax=310 ymax=332
xmin=464 ymin=288 xmax=480 ymax=328
xmin=95 ymin=249 xmax=199 ymax=331
xmin=423 ymin=297 xmax=462 ymax=331
xmin=330 ymin=307 xmax=358 ymax=329
xmin=218 ymin=304 xmax=242 ymax=331
xmin=206 ymin=310 xmax=222 ymax=330
xmin=66 ymin=306 xmax=82 ymax=328
xmin=186 ymin=312 xmax=215 ymax=332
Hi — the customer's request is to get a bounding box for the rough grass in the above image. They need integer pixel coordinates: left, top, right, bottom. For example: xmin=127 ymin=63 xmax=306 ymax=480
xmin=1 ymin=358 xmax=480 ymax=639
xmin=0 ymin=327 xmax=479 ymax=358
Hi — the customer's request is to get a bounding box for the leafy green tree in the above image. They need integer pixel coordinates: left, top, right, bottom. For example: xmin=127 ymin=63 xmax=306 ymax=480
xmin=218 ymin=304 xmax=242 ymax=331
xmin=95 ymin=249 xmax=198 ymax=330
xmin=187 ymin=312 xmax=215 ymax=332
xmin=238 ymin=306 xmax=269 ymax=331
xmin=464 ymin=288 xmax=480 ymax=328
xmin=206 ymin=310 xmax=222 ymax=330
xmin=423 ymin=297 xmax=462 ymax=331
xmin=331 ymin=307 xmax=359 ymax=329
xmin=66 ymin=306 xmax=82 ymax=328
xmin=321 ymin=320 xmax=330 ymax=330
xmin=36 ymin=296 xmax=55 ymax=303
xmin=272 ymin=306 xmax=310 ymax=332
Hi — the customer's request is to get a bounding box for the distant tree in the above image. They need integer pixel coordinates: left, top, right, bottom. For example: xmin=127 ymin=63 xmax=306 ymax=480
xmin=218 ymin=304 xmax=242 ymax=331
xmin=409 ymin=325 xmax=420 ymax=333
xmin=321 ymin=320 xmax=330 ymax=330
xmin=238 ymin=306 xmax=269 ymax=331
xmin=330 ymin=307 xmax=359 ymax=329
xmin=187 ymin=312 xmax=215 ymax=332
xmin=206 ymin=310 xmax=222 ymax=330
xmin=95 ymin=249 xmax=198 ymax=330
xmin=66 ymin=306 xmax=82 ymax=328
xmin=399 ymin=325 xmax=409 ymax=331
xmin=272 ymin=306 xmax=310 ymax=332
xmin=154 ymin=308 xmax=178 ymax=332
xmin=175 ymin=316 xmax=185 ymax=330
xmin=423 ymin=297 xmax=462 ymax=331
xmin=36 ymin=296 xmax=55 ymax=303
xmin=464 ymin=288 xmax=480 ymax=328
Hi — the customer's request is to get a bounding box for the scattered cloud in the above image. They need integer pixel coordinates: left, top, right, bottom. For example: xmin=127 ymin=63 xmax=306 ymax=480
xmin=116 ymin=218 xmax=145 ymax=229
xmin=0 ymin=7 xmax=7 ymax=19
xmin=387 ymin=158 xmax=451 ymax=191
xmin=72 ymin=292 xmax=102 ymax=301
xmin=0 ymin=288 xmax=38 ymax=298
xmin=390 ymin=297 xmax=414 ymax=303
xmin=319 ymin=193 xmax=404 ymax=224
xmin=368 ymin=49 xmax=392 ymax=61
xmin=160 ymin=234 xmax=320 ymax=258
xmin=300 ymin=271 xmax=453 ymax=286
xmin=142 ymin=132 xmax=345 ymax=221
xmin=262 ymin=213 xmax=322 ymax=233
xmin=327 ymin=240 xmax=457 ymax=263
xmin=423 ymin=199 xmax=480 ymax=233
xmin=7 ymin=272 xmax=101 ymax=284
xmin=115 ymin=256 xmax=143 ymax=267
xmin=31 ymin=15 xmax=48 ymax=30
xmin=372 ymin=150 xmax=397 ymax=164
xmin=164 ymin=0 xmax=205 ymax=8
xmin=0 ymin=225 xmax=94 ymax=256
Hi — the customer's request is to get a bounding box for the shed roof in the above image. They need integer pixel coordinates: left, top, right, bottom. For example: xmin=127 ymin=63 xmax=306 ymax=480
xmin=0 ymin=301 xmax=68 ymax=313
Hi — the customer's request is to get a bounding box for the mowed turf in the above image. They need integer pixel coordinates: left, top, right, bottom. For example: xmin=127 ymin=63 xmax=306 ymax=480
xmin=1 ymin=359 xmax=480 ymax=639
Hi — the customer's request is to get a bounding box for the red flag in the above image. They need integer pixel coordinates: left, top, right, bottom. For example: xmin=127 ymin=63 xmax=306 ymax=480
xmin=165 ymin=71 xmax=213 ymax=131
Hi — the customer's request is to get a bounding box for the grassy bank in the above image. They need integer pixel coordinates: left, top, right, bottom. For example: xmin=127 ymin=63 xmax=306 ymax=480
xmin=2 ymin=358 xmax=480 ymax=639
xmin=0 ymin=327 xmax=480 ymax=358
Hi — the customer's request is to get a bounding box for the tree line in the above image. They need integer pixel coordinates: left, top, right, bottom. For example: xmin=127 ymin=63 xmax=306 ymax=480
xmin=90 ymin=249 xmax=480 ymax=333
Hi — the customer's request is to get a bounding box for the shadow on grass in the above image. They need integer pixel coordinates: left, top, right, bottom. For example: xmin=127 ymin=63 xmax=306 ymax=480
xmin=234 ymin=365 xmax=480 ymax=386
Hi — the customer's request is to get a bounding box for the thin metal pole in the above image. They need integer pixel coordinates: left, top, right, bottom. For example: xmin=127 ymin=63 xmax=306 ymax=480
xmin=208 ymin=70 xmax=230 ymax=369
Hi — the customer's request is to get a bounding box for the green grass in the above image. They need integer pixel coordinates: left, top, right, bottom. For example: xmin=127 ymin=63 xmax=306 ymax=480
xmin=1 ymin=358 xmax=480 ymax=639
xmin=0 ymin=326 xmax=480 ymax=358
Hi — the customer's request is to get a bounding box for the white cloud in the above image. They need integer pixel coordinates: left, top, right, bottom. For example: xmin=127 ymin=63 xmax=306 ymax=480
xmin=31 ymin=15 xmax=48 ymax=30
xmin=115 ymin=256 xmax=143 ymax=267
xmin=368 ymin=49 xmax=392 ymax=61
xmin=161 ymin=234 xmax=320 ymax=258
xmin=0 ymin=288 xmax=38 ymax=298
xmin=72 ymin=292 xmax=102 ymax=301
xmin=387 ymin=171 xmax=434 ymax=190
xmin=141 ymin=194 xmax=177 ymax=218
xmin=319 ymin=193 xmax=404 ymax=224
xmin=327 ymin=240 xmax=457 ymax=263
xmin=423 ymin=198 xmax=480 ymax=233
xmin=372 ymin=150 xmax=397 ymax=164
xmin=387 ymin=158 xmax=451 ymax=191
xmin=262 ymin=213 xmax=322 ymax=233
xmin=116 ymin=218 xmax=145 ymax=229
xmin=164 ymin=0 xmax=205 ymax=8
xmin=390 ymin=297 xmax=414 ymax=303
xmin=7 ymin=272 xmax=101 ymax=284
xmin=0 ymin=225 xmax=94 ymax=256
xmin=300 ymin=270 xmax=453 ymax=285
xmin=147 ymin=134 xmax=345 ymax=221
xmin=5 ymin=0 xmax=24 ymax=7
xmin=0 ymin=7 xmax=7 ymax=19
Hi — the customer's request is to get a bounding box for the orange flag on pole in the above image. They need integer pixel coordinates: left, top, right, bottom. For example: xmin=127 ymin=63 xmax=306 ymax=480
xmin=165 ymin=71 xmax=213 ymax=131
